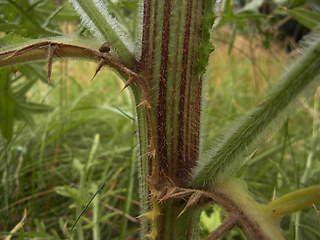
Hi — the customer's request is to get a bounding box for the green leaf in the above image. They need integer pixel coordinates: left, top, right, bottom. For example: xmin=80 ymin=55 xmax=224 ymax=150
xmin=0 ymin=68 xmax=53 ymax=141
xmin=42 ymin=5 xmax=64 ymax=28
xmin=18 ymin=63 xmax=49 ymax=85
xmin=73 ymin=158 xmax=84 ymax=173
xmin=200 ymin=205 xmax=222 ymax=232
xmin=12 ymin=78 xmax=37 ymax=96
xmin=197 ymin=0 xmax=216 ymax=76
xmin=0 ymin=32 xmax=30 ymax=45
xmin=15 ymin=109 xmax=35 ymax=127
xmin=22 ymin=231 xmax=54 ymax=238
xmin=17 ymin=227 xmax=25 ymax=240
xmin=50 ymin=229 xmax=62 ymax=240
xmin=33 ymin=219 xmax=47 ymax=233
xmin=18 ymin=102 xmax=53 ymax=114
xmin=224 ymin=0 xmax=234 ymax=20
xmin=86 ymin=134 xmax=100 ymax=170
xmin=298 ymin=223 xmax=320 ymax=238
xmin=237 ymin=0 xmax=264 ymax=14
xmin=51 ymin=7 xmax=80 ymax=21
xmin=235 ymin=13 xmax=266 ymax=20
xmin=55 ymin=185 xmax=80 ymax=200
xmin=287 ymin=0 xmax=307 ymax=9
xmin=288 ymin=8 xmax=320 ymax=30
xmin=99 ymin=212 xmax=118 ymax=222
xmin=0 ymin=69 xmax=14 ymax=142
xmin=5 ymin=0 xmax=62 ymax=36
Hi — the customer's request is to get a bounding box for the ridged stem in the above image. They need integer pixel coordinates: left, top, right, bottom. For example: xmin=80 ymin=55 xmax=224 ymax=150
xmin=137 ymin=0 xmax=214 ymax=239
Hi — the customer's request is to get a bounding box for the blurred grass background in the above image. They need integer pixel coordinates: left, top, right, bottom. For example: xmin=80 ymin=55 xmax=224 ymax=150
xmin=201 ymin=29 xmax=320 ymax=240
xmin=1 ymin=17 xmax=320 ymax=240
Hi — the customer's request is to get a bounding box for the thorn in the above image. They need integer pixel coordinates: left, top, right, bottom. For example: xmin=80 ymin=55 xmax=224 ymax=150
xmin=165 ymin=187 xmax=180 ymax=197
xmin=137 ymin=211 xmax=154 ymax=220
xmin=137 ymin=93 xmax=151 ymax=108
xmin=178 ymin=191 xmax=202 ymax=218
xmin=159 ymin=189 xmax=194 ymax=201
xmin=46 ymin=43 xmax=55 ymax=85
xmin=120 ymin=76 xmax=135 ymax=92
xmin=161 ymin=171 xmax=175 ymax=187
xmin=148 ymin=179 xmax=161 ymax=198
xmin=149 ymin=136 xmax=156 ymax=158
xmin=137 ymin=197 xmax=160 ymax=221
xmin=91 ymin=59 xmax=105 ymax=82
xmin=137 ymin=99 xmax=151 ymax=108
xmin=149 ymin=148 xmax=156 ymax=158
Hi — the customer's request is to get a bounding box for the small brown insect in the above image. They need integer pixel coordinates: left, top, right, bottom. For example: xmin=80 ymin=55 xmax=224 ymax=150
xmin=98 ymin=40 xmax=117 ymax=53
xmin=99 ymin=42 xmax=111 ymax=53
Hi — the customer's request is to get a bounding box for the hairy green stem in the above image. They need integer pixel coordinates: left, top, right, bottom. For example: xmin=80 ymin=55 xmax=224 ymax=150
xmin=211 ymin=180 xmax=285 ymax=240
xmin=68 ymin=0 xmax=136 ymax=67
xmin=192 ymin=38 xmax=320 ymax=188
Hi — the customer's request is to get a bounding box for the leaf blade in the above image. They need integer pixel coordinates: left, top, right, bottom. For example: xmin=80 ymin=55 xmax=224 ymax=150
xmin=288 ymin=8 xmax=320 ymax=30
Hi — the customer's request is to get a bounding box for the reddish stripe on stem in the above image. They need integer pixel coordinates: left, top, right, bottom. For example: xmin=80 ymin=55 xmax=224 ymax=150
xmin=140 ymin=0 xmax=151 ymax=71
xmin=177 ymin=0 xmax=193 ymax=184
xmin=157 ymin=0 xmax=172 ymax=178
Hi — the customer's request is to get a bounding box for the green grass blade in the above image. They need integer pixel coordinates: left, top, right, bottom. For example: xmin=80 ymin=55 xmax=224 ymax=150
xmin=71 ymin=162 xmax=120 ymax=232
xmin=0 ymin=69 xmax=14 ymax=142
xmin=118 ymin=121 xmax=136 ymax=240
xmin=288 ymin=8 xmax=320 ymax=30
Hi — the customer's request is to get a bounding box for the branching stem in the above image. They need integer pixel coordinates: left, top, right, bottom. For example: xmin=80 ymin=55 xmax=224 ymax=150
xmin=206 ymin=216 xmax=237 ymax=240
